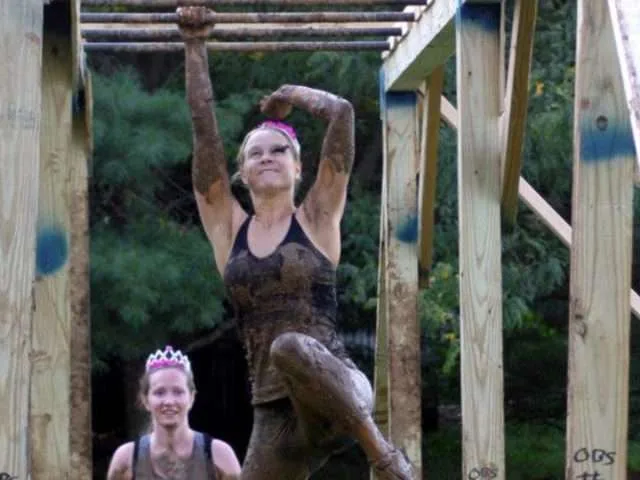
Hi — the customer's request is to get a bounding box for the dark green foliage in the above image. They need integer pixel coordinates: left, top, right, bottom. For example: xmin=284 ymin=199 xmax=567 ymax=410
xmin=90 ymin=69 xmax=227 ymax=371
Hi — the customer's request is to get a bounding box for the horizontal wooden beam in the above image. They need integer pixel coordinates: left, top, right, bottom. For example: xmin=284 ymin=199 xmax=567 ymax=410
xmin=82 ymin=0 xmax=422 ymax=5
xmin=80 ymin=11 xmax=417 ymax=24
xmin=84 ymin=40 xmax=390 ymax=51
xmin=81 ymin=25 xmax=403 ymax=40
xmin=381 ymin=0 xmax=456 ymax=91
xmin=441 ymin=98 xmax=640 ymax=321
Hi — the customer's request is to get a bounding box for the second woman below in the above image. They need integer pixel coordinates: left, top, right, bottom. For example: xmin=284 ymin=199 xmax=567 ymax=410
xmin=178 ymin=6 xmax=416 ymax=479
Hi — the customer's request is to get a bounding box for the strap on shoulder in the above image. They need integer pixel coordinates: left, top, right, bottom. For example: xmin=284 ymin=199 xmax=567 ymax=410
xmin=131 ymin=437 xmax=141 ymax=480
xmin=203 ymin=433 xmax=213 ymax=460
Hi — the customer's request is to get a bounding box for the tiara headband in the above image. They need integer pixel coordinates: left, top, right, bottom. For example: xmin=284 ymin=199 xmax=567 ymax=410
xmin=145 ymin=346 xmax=192 ymax=374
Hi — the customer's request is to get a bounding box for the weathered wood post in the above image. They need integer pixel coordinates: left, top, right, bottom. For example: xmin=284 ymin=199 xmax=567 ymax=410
xmin=379 ymin=90 xmax=422 ymax=477
xmin=565 ymin=1 xmax=636 ymax=478
xmin=30 ymin=0 xmax=93 ymax=478
xmin=456 ymin=2 xmax=505 ymax=479
xmin=0 ymin=1 xmax=44 ymax=477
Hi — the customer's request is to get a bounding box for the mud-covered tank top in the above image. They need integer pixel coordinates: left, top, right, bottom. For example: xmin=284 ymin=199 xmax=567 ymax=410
xmin=223 ymin=214 xmax=353 ymax=405
xmin=132 ymin=432 xmax=215 ymax=479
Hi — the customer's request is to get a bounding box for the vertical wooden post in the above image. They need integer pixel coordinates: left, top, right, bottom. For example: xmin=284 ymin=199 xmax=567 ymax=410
xmin=500 ymin=0 xmax=538 ymax=225
xmin=373 ymin=118 xmax=390 ymax=441
xmin=0 ymin=1 xmax=44 ymax=477
xmin=381 ymin=91 xmax=422 ymax=477
xmin=417 ymin=65 xmax=444 ymax=288
xmin=69 ymin=66 xmax=94 ymax=480
xmin=31 ymin=2 xmax=74 ymax=476
xmin=456 ymin=3 xmax=505 ymax=479
xmin=565 ymin=1 xmax=635 ymax=479
xmin=69 ymin=5 xmax=93 ymax=478
xmin=31 ymin=1 xmax=92 ymax=477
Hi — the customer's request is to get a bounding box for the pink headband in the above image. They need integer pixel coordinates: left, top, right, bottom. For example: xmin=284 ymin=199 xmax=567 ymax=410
xmin=258 ymin=120 xmax=298 ymax=142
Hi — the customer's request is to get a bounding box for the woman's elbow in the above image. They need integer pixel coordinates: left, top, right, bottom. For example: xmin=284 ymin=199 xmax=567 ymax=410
xmin=334 ymin=97 xmax=354 ymax=120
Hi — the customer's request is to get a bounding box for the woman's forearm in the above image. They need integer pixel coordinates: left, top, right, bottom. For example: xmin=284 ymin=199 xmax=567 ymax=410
xmin=274 ymin=84 xmax=350 ymax=122
xmin=184 ymin=41 xmax=227 ymax=197
xmin=275 ymin=85 xmax=355 ymax=174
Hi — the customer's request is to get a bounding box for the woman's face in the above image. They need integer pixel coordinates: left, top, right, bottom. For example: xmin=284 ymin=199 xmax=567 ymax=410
xmin=143 ymin=368 xmax=194 ymax=429
xmin=241 ymin=129 xmax=300 ymax=195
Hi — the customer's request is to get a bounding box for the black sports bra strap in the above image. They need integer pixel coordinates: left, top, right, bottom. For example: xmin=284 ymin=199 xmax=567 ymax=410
xmin=230 ymin=215 xmax=251 ymax=254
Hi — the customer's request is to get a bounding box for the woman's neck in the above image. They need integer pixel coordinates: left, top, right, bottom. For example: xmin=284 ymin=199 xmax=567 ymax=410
xmin=151 ymin=423 xmax=193 ymax=453
xmin=251 ymin=191 xmax=295 ymax=228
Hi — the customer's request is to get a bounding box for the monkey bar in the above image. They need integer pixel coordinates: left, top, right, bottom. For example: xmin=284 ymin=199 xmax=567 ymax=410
xmin=81 ymin=25 xmax=404 ymax=41
xmin=82 ymin=0 xmax=422 ymax=6
xmin=84 ymin=40 xmax=391 ymax=51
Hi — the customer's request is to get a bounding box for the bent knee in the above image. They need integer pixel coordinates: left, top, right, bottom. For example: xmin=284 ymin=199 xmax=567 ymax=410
xmin=270 ymin=333 xmax=307 ymax=367
xmin=270 ymin=333 xmax=328 ymax=372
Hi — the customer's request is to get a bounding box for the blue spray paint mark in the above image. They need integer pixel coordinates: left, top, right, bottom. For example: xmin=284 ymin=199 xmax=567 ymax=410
xmin=36 ymin=225 xmax=69 ymax=276
xmin=458 ymin=2 xmax=500 ymax=32
xmin=396 ymin=214 xmax=419 ymax=243
xmin=385 ymin=91 xmax=417 ymax=108
xmin=579 ymin=115 xmax=636 ymax=163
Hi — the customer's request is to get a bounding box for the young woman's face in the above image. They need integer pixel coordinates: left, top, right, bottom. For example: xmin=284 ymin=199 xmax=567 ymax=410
xmin=144 ymin=368 xmax=194 ymax=429
xmin=241 ymin=129 xmax=300 ymax=195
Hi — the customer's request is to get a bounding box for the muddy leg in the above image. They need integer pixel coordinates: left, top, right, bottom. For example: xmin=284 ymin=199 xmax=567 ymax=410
xmin=240 ymin=400 xmax=309 ymax=480
xmin=270 ymin=332 xmax=415 ymax=479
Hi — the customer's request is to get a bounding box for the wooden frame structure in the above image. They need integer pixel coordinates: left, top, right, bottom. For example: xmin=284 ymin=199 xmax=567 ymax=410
xmin=1 ymin=0 xmax=92 ymax=478
xmin=2 ymin=0 xmax=638 ymax=478
xmin=375 ymin=0 xmax=640 ymax=478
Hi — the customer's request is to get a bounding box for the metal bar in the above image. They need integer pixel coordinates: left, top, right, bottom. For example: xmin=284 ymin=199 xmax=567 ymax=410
xmin=83 ymin=0 xmax=424 ymax=5
xmin=83 ymin=40 xmax=390 ymax=51
xmin=80 ymin=11 xmax=416 ymax=23
xmin=81 ymin=25 xmax=403 ymax=40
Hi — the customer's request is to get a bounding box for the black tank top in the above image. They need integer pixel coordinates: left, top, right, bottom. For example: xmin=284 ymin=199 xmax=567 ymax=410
xmin=223 ymin=214 xmax=352 ymax=405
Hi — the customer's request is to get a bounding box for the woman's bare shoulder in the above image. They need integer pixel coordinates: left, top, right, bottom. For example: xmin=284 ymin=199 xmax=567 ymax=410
xmin=211 ymin=438 xmax=242 ymax=477
xmin=107 ymin=441 xmax=135 ymax=480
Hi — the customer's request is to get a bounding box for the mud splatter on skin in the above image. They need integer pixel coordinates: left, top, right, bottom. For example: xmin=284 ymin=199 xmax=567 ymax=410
xmin=184 ymin=41 xmax=228 ymax=199
xmin=155 ymin=454 xmax=191 ymax=480
xmin=264 ymin=85 xmax=356 ymax=176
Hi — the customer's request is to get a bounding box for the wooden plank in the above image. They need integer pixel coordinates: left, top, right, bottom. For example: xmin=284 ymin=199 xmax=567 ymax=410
xmin=417 ymin=65 xmax=444 ymax=288
xmin=82 ymin=21 xmax=407 ymax=30
xmin=565 ymin=2 xmax=636 ymax=478
xmin=70 ymin=2 xmax=93 ymax=477
xmin=607 ymin=0 xmax=640 ymax=177
xmin=372 ymin=122 xmax=390 ymax=442
xmin=456 ymin=3 xmax=505 ymax=479
xmin=440 ymin=94 xmax=458 ymax=128
xmin=69 ymin=64 xmax=93 ymax=480
xmin=0 ymin=1 xmax=44 ymax=477
xmin=500 ymin=0 xmax=538 ymax=225
xmin=382 ymin=0 xmax=456 ymax=91
xmin=31 ymin=10 xmax=75 ymax=477
xmin=371 ymin=142 xmax=389 ymax=480
xmin=382 ymin=91 xmax=422 ymax=477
